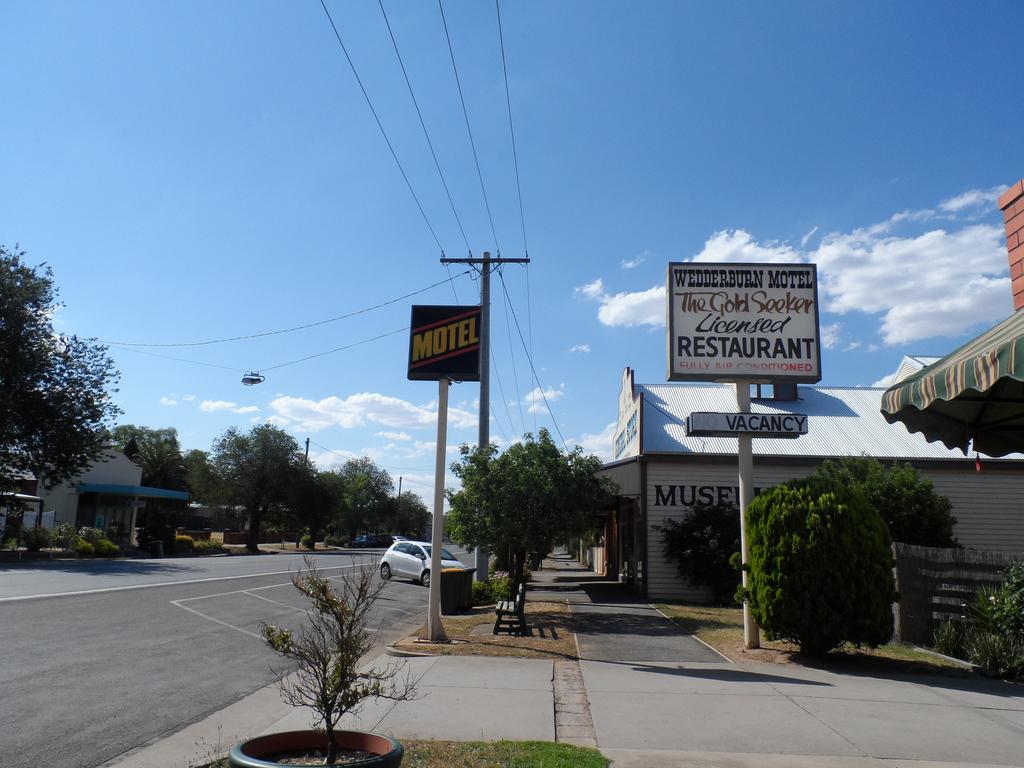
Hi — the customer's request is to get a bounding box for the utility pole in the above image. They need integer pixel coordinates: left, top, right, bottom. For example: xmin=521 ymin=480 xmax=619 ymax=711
xmin=304 ymin=437 xmax=310 ymax=463
xmin=441 ymin=250 xmax=529 ymax=581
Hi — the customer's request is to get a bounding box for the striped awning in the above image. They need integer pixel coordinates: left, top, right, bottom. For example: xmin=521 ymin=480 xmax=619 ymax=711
xmin=881 ymin=310 xmax=1024 ymax=457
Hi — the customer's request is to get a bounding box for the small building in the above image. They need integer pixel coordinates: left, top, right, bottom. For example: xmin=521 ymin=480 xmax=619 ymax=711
xmin=597 ymin=367 xmax=1024 ymax=602
xmin=38 ymin=450 xmax=189 ymax=538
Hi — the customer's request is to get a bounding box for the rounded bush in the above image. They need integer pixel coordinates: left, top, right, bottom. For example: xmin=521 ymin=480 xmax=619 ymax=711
xmin=21 ymin=526 xmax=51 ymax=552
xmin=746 ymin=474 xmax=897 ymax=656
xmin=73 ymin=539 xmax=95 ymax=557
xmin=92 ymin=538 xmax=118 ymax=557
xmin=175 ymin=535 xmax=195 ymax=554
xmin=300 ymin=533 xmax=315 ymax=550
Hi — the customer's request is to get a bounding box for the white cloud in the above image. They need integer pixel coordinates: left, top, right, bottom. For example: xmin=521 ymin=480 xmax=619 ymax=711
xmin=821 ymin=323 xmax=842 ymax=350
xmin=159 ymin=396 xmax=177 ymax=406
xmin=269 ymin=392 xmax=477 ymax=433
xmin=266 ymin=415 xmax=290 ymax=427
xmin=621 ymin=255 xmax=646 ymax=269
xmin=376 ymin=431 xmax=413 ymax=441
xmin=939 ymin=186 xmax=1008 ymax=213
xmin=583 ymin=191 xmax=1012 ymax=345
xmin=597 ymin=286 xmax=665 ymax=327
xmin=571 ymin=421 xmax=617 ymax=463
xmin=569 ymin=344 xmax=590 ymax=354
xmin=200 ymin=399 xmax=260 ymax=415
xmin=525 ymin=384 xmax=565 ymax=414
xmin=182 ymin=394 xmax=196 ymax=401
xmin=200 ymin=400 xmax=238 ymax=413
xmin=574 ymin=278 xmax=605 ymax=300
xmin=800 ymin=226 xmax=819 ymax=248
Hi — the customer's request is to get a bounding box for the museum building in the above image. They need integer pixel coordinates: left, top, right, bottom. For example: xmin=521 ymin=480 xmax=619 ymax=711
xmin=595 ymin=365 xmax=1024 ymax=602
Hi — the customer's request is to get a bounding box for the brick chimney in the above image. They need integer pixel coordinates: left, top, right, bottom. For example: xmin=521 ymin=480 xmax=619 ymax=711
xmin=999 ymin=181 xmax=1024 ymax=310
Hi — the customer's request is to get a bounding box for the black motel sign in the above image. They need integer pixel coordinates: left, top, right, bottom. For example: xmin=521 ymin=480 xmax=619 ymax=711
xmin=407 ymin=305 xmax=482 ymax=381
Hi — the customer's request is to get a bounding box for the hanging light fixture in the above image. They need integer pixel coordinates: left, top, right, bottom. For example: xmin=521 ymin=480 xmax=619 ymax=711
xmin=241 ymin=371 xmax=265 ymax=386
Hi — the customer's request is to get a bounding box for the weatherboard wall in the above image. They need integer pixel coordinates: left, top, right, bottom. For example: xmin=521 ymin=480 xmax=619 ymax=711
xmin=643 ymin=458 xmax=1024 ymax=602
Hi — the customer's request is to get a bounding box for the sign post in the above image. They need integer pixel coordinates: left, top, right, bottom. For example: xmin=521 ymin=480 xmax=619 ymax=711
xmin=408 ymin=304 xmax=482 ymax=643
xmin=667 ymin=262 xmax=821 ymax=649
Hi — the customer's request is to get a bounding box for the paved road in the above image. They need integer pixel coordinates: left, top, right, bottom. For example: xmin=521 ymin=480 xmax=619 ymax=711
xmin=0 ymin=549 xmax=452 ymax=768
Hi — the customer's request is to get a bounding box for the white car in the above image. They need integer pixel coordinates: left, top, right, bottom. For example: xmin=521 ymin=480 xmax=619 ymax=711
xmin=378 ymin=540 xmax=463 ymax=587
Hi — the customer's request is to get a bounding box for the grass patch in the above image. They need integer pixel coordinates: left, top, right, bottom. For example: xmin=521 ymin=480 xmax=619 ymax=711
xmin=395 ymin=602 xmax=577 ymax=659
xmin=194 ymin=739 xmax=607 ymax=768
xmin=656 ymin=602 xmax=966 ymax=674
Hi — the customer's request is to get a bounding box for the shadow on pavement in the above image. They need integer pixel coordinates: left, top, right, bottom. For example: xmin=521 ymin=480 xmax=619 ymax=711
xmin=0 ymin=559 xmax=193 ymax=576
xmin=622 ymin=662 xmax=832 ymax=686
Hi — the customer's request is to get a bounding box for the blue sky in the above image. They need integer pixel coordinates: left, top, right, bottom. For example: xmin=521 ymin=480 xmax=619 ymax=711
xmin=4 ymin=1 xmax=1023 ymax=505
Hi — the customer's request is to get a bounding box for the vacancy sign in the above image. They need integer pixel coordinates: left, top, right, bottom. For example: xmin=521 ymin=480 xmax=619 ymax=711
xmin=667 ymin=262 xmax=822 ymax=383
xmin=686 ymin=411 xmax=808 ymax=438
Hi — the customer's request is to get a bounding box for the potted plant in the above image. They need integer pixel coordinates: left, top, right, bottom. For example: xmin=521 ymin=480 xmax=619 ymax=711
xmin=229 ymin=556 xmax=416 ymax=767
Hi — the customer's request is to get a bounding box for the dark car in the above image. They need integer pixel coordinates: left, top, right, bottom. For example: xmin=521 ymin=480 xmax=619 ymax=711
xmin=352 ymin=534 xmax=393 ymax=549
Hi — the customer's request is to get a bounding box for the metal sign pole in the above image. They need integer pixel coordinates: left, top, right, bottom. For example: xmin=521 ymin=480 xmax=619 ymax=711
xmin=425 ymin=377 xmax=449 ymax=642
xmin=736 ymin=383 xmax=760 ymax=649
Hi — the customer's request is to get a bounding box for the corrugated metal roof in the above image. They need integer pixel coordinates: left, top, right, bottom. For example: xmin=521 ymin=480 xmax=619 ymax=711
xmin=639 ymin=383 xmax=1024 ymax=461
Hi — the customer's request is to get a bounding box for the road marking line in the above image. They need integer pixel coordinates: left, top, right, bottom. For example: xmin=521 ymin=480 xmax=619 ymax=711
xmin=172 ymin=566 xmax=362 ymax=604
xmin=169 ymin=599 xmax=263 ymax=640
xmin=241 ymin=591 xmax=306 ymax=612
xmin=0 ymin=563 xmax=367 ymax=603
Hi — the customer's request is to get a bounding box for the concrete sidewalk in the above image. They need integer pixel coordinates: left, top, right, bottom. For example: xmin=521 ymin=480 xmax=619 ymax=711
xmin=109 ymin=553 xmax=1024 ymax=768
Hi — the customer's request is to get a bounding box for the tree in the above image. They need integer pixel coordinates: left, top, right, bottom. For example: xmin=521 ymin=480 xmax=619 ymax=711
xmin=745 ymin=473 xmax=897 ymax=656
xmin=0 ymin=246 xmax=120 ymax=492
xmin=447 ymin=429 xmax=614 ymax=588
xmin=183 ymin=448 xmax=220 ymax=505
xmin=290 ymin=464 xmax=343 ymax=541
xmin=260 ymin=557 xmax=415 ymax=763
xmin=112 ymin=425 xmax=188 ymax=491
xmin=816 ymin=456 xmax=957 ymax=547
xmin=658 ymin=500 xmax=741 ymax=605
xmin=336 ymin=457 xmax=394 ymax=537
xmin=394 ymin=491 xmax=429 ymax=536
xmin=211 ymin=425 xmax=302 ymax=551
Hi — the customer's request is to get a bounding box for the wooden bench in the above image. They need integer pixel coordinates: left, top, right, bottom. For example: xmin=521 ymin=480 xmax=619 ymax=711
xmin=493 ymin=582 xmax=528 ymax=635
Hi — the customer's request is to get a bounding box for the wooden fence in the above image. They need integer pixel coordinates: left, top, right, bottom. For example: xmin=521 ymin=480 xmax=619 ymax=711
xmin=892 ymin=543 xmax=1022 ymax=645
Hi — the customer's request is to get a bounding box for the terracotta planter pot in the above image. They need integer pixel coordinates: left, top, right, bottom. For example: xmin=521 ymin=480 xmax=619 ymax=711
xmin=229 ymin=730 xmax=403 ymax=768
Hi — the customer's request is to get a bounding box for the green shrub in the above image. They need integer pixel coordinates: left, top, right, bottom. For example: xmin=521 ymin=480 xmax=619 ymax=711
xmin=991 ymin=562 xmax=1024 ymax=637
xmin=472 ymin=580 xmax=495 ymax=606
xmin=92 ymin=538 xmax=118 ymax=557
xmin=20 ymin=526 xmax=51 ymax=552
xmin=490 ymin=574 xmax=512 ymax=601
xmin=300 ymin=533 xmax=315 ymax=550
xmin=658 ymin=500 xmax=740 ymax=605
xmin=968 ymin=632 xmax=1024 ymax=679
xmin=77 ymin=526 xmax=106 ymax=544
xmin=72 ymin=539 xmax=95 ymax=557
xmin=325 ymin=535 xmax=345 ymax=547
xmin=51 ymin=522 xmax=76 ymax=549
xmin=816 ymin=457 xmax=957 ymax=547
xmin=193 ymin=539 xmax=225 ymax=555
xmin=746 ymin=474 xmax=897 ymax=656
xmin=175 ymin=535 xmax=195 ymax=554
xmin=933 ymin=620 xmax=971 ymax=659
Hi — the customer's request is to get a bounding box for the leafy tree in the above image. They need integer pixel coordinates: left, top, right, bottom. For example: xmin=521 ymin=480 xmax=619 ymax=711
xmin=290 ymin=464 xmax=343 ymax=541
xmin=658 ymin=500 xmax=740 ymax=605
xmin=746 ymin=474 xmax=897 ymax=656
xmin=447 ymin=429 xmax=614 ymax=588
xmin=112 ymin=425 xmax=188 ymax=490
xmin=0 ymin=246 xmax=120 ymax=492
xmin=394 ymin=490 xmax=430 ymax=536
xmin=183 ymin=448 xmax=220 ymax=504
xmin=816 ymin=457 xmax=957 ymax=547
xmin=211 ymin=425 xmax=302 ymax=551
xmin=336 ymin=457 xmax=394 ymax=537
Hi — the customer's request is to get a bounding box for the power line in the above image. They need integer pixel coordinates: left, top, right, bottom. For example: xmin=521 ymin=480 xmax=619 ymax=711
xmin=109 ymin=326 xmax=409 ymax=376
xmin=487 ymin=343 xmax=513 ymax=444
xmin=102 ymin=272 xmax=469 ymax=348
xmin=378 ymin=0 xmax=473 ymax=258
xmin=497 ymin=268 xmax=566 ymax=448
xmin=495 ymin=0 xmax=528 ymax=258
xmin=437 ymin=0 xmax=501 ymax=253
xmin=260 ymin=327 xmax=408 ymax=371
xmin=498 ymin=265 xmax=526 ymax=434
xmin=318 ymin=0 xmax=445 ymax=255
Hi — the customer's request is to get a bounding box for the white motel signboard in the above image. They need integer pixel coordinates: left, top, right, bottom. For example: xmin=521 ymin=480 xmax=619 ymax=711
xmin=667 ymin=262 xmax=822 ymax=383
xmin=686 ymin=411 xmax=809 ymax=438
